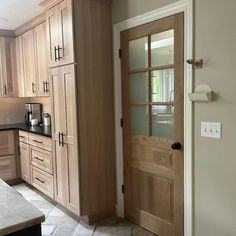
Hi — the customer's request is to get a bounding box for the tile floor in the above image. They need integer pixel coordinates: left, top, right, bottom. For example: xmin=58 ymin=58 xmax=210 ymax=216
xmin=12 ymin=183 xmax=156 ymax=236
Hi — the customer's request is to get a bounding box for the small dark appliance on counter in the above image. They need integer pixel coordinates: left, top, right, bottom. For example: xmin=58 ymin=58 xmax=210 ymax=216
xmin=25 ymin=103 xmax=42 ymax=126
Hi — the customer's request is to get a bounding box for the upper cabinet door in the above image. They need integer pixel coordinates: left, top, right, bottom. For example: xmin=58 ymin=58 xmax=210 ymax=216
xmin=0 ymin=37 xmax=18 ymax=98
xmin=22 ymin=30 xmax=37 ymax=97
xmin=15 ymin=36 xmax=25 ymax=97
xmin=34 ymin=22 xmax=49 ymax=96
xmin=46 ymin=0 xmax=74 ymax=68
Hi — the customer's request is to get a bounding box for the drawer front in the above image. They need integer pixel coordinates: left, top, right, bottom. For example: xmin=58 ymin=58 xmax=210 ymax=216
xmin=31 ymin=147 xmax=53 ymax=174
xmin=29 ymin=133 xmax=52 ymax=152
xmin=19 ymin=130 xmax=29 ymax=143
xmin=0 ymin=131 xmax=15 ymax=156
xmin=31 ymin=166 xmax=54 ymax=198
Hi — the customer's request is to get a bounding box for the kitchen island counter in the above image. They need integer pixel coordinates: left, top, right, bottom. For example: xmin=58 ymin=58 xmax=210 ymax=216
xmin=0 ymin=179 xmax=45 ymax=236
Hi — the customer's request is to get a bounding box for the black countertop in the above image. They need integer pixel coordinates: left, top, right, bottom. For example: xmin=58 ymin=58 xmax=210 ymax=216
xmin=0 ymin=123 xmax=51 ymax=138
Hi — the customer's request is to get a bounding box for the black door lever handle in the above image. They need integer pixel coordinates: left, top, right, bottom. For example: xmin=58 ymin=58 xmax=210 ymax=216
xmin=171 ymin=142 xmax=182 ymax=150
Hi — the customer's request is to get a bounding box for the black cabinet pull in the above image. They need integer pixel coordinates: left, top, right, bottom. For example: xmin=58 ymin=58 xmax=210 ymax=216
xmin=58 ymin=132 xmax=62 ymax=146
xmin=57 ymin=45 xmax=63 ymax=60
xmin=33 ymin=139 xmax=43 ymax=144
xmin=43 ymin=81 xmax=46 ymax=93
xmin=45 ymin=81 xmax=50 ymax=93
xmin=32 ymin=83 xmax=36 ymax=94
xmin=35 ymin=177 xmax=45 ymax=184
xmin=34 ymin=156 xmax=44 ymax=162
xmin=19 ymin=136 xmax=25 ymax=138
xmin=61 ymin=132 xmax=65 ymax=146
xmin=54 ymin=46 xmax=58 ymax=61
xmin=4 ymin=85 xmax=7 ymax=95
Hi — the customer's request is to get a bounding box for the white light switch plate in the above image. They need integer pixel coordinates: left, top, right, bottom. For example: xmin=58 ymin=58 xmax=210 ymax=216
xmin=201 ymin=122 xmax=222 ymax=139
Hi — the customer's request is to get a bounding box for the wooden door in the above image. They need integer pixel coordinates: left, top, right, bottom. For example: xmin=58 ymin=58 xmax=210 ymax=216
xmin=15 ymin=36 xmax=25 ymax=97
xmin=121 ymin=14 xmax=184 ymax=236
xmin=51 ymin=67 xmax=68 ymax=205
xmin=57 ymin=0 xmax=74 ymax=66
xmin=19 ymin=142 xmax=30 ymax=183
xmin=46 ymin=5 xmax=60 ymax=67
xmin=34 ymin=22 xmax=49 ymax=96
xmin=0 ymin=37 xmax=18 ymax=98
xmin=51 ymin=65 xmax=80 ymax=214
xmin=0 ymin=131 xmax=15 ymax=156
xmin=22 ymin=30 xmax=37 ymax=97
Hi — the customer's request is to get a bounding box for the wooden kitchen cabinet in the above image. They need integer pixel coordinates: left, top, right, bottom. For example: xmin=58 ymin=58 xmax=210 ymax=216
xmin=22 ymin=30 xmax=37 ymax=97
xmin=0 ymin=37 xmax=18 ymax=98
xmin=0 ymin=131 xmax=19 ymax=182
xmin=19 ymin=142 xmax=30 ymax=183
xmin=45 ymin=0 xmax=74 ymax=67
xmin=51 ymin=65 xmax=79 ymax=214
xmin=41 ymin=0 xmax=116 ymax=224
xmin=15 ymin=36 xmax=25 ymax=97
xmin=20 ymin=22 xmax=49 ymax=97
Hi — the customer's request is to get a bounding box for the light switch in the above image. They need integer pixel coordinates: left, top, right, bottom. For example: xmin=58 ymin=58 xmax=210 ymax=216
xmin=201 ymin=122 xmax=222 ymax=139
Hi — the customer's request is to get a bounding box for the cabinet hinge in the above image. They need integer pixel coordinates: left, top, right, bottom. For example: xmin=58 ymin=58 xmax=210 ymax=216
xmin=120 ymin=118 xmax=123 ymax=127
xmin=122 ymin=185 xmax=125 ymax=194
xmin=119 ymin=49 xmax=122 ymax=59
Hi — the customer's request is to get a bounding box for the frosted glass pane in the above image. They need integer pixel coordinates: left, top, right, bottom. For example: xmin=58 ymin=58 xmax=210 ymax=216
xmin=130 ymin=73 xmax=149 ymax=103
xmin=152 ymin=105 xmax=174 ymax=139
xmin=151 ymin=30 xmax=174 ymax=67
xmin=131 ymin=106 xmax=149 ymax=135
xmin=151 ymin=69 xmax=174 ymax=102
xmin=129 ymin=37 xmax=148 ymax=70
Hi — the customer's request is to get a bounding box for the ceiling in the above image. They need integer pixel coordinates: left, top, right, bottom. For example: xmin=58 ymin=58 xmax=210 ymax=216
xmin=0 ymin=0 xmax=44 ymax=30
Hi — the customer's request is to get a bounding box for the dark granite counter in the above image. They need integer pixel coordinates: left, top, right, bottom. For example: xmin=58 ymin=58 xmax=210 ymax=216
xmin=0 ymin=123 xmax=52 ymax=138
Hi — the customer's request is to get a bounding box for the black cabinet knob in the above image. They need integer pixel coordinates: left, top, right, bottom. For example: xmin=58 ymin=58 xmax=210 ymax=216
xmin=171 ymin=142 xmax=182 ymax=150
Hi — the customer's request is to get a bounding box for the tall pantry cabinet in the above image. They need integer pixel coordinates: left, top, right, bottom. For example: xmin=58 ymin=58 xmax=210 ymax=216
xmin=40 ymin=0 xmax=116 ymax=223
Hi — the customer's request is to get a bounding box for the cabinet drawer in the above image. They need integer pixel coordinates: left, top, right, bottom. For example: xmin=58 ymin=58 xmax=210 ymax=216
xmin=19 ymin=130 xmax=29 ymax=143
xmin=30 ymin=147 xmax=52 ymax=174
xmin=0 ymin=131 xmax=15 ymax=156
xmin=31 ymin=166 xmax=54 ymax=198
xmin=29 ymin=133 xmax=52 ymax=152
xmin=0 ymin=155 xmax=16 ymax=181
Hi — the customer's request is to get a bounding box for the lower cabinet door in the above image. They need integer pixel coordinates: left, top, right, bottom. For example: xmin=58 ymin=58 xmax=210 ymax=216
xmin=20 ymin=142 xmax=30 ymax=183
xmin=31 ymin=166 xmax=54 ymax=198
xmin=0 ymin=155 xmax=16 ymax=181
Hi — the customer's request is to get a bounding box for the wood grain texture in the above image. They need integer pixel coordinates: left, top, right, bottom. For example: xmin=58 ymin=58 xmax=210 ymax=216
xmin=19 ymin=141 xmax=31 ymax=183
xmin=73 ymin=0 xmax=116 ymax=219
xmin=121 ymin=13 xmax=184 ymax=236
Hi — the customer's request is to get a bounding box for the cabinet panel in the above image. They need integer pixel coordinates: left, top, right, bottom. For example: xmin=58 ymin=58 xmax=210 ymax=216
xmin=19 ymin=130 xmax=29 ymax=143
xmin=0 ymin=155 xmax=16 ymax=181
xmin=0 ymin=131 xmax=15 ymax=156
xmin=46 ymin=5 xmax=60 ymax=67
xmin=15 ymin=36 xmax=25 ymax=97
xmin=0 ymin=37 xmax=18 ymax=98
xmin=28 ymin=133 xmax=52 ymax=152
xmin=34 ymin=22 xmax=49 ymax=96
xmin=19 ymin=142 xmax=30 ymax=183
xmin=22 ymin=30 xmax=37 ymax=97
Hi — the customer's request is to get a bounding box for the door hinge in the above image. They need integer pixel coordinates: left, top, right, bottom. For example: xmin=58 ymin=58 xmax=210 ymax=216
xmin=120 ymin=118 xmax=123 ymax=127
xmin=122 ymin=185 xmax=125 ymax=194
xmin=119 ymin=49 xmax=122 ymax=58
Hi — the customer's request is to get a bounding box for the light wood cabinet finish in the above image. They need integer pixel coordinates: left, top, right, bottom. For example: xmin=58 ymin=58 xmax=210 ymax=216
xmin=30 ymin=146 xmax=53 ymax=174
xmin=51 ymin=65 xmax=80 ymax=214
xmin=34 ymin=22 xmax=50 ymax=96
xmin=22 ymin=30 xmax=37 ymax=97
xmin=19 ymin=142 xmax=30 ymax=183
xmin=0 ymin=131 xmax=15 ymax=156
xmin=19 ymin=130 xmax=29 ymax=143
xmin=15 ymin=36 xmax=25 ymax=97
xmin=0 ymin=37 xmax=18 ymax=98
xmin=0 ymin=155 xmax=16 ymax=181
xmin=28 ymin=133 xmax=52 ymax=152
xmin=31 ymin=166 xmax=54 ymax=198
xmin=45 ymin=0 xmax=74 ymax=67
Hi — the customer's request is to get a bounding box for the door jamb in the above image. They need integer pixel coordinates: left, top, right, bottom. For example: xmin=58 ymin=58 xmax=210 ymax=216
xmin=113 ymin=1 xmax=193 ymax=236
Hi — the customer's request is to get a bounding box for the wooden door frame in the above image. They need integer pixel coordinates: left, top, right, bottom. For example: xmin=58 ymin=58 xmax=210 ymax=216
xmin=113 ymin=0 xmax=194 ymax=236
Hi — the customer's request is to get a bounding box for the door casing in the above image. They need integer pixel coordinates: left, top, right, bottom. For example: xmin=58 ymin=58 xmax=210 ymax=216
xmin=113 ymin=0 xmax=194 ymax=236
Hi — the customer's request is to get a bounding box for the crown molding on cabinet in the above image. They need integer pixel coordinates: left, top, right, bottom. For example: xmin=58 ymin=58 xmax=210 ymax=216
xmin=39 ymin=0 xmax=64 ymax=10
xmin=0 ymin=29 xmax=15 ymax=37
xmin=14 ymin=13 xmax=46 ymax=37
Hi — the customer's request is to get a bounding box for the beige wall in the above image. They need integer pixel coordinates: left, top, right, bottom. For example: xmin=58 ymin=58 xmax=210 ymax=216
xmin=112 ymin=0 xmax=236 ymax=236
xmin=0 ymin=98 xmax=28 ymax=125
